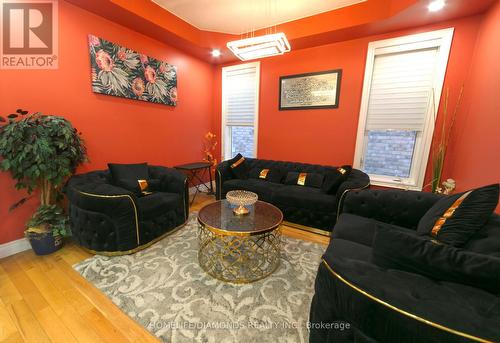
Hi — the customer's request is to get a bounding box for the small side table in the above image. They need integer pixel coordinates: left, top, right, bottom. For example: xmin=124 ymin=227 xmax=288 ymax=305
xmin=174 ymin=162 xmax=214 ymax=206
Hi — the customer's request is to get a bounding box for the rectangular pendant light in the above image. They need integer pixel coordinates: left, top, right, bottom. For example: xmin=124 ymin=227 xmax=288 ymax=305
xmin=227 ymin=32 xmax=291 ymax=61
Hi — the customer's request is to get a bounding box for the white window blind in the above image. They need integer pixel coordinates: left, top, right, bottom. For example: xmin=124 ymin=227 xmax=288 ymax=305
xmin=365 ymin=47 xmax=439 ymax=131
xmin=221 ymin=62 xmax=260 ymax=160
xmin=224 ymin=65 xmax=258 ymax=126
xmin=353 ymin=28 xmax=454 ymax=190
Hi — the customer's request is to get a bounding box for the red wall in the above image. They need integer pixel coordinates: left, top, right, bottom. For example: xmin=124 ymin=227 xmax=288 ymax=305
xmin=0 ymin=1 xmax=215 ymax=244
xmin=444 ymin=1 xmax=500 ymax=203
xmin=213 ymin=15 xmax=483 ymax=183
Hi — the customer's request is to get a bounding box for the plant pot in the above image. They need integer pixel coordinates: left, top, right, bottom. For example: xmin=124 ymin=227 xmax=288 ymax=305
xmin=25 ymin=227 xmax=63 ymax=255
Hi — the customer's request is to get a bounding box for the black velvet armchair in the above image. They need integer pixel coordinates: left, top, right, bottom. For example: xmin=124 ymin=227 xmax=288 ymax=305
xmin=310 ymin=188 xmax=500 ymax=343
xmin=65 ymin=166 xmax=189 ymax=255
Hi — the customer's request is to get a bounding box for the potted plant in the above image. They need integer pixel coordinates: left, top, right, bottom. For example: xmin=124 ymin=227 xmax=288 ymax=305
xmin=429 ymin=86 xmax=464 ymax=194
xmin=0 ymin=109 xmax=87 ymax=255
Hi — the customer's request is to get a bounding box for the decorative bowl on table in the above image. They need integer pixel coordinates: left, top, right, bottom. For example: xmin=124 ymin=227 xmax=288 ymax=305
xmin=226 ymin=190 xmax=258 ymax=215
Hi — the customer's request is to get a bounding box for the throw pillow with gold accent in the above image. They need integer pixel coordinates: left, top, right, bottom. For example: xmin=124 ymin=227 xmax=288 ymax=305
xmin=417 ymin=184 xmax=499 ymax=246
xmin=116 ymin=178 xmax=161 ymax=196
xmin=249 ymin=168 xmax=283 ymax=183
xmin=284 ymin=172 xmax=324 ymax=188
xmin=227 ymin=153 xmax=249 ymax=179
xmin=321 ymin=165 xmax=352 ymax=194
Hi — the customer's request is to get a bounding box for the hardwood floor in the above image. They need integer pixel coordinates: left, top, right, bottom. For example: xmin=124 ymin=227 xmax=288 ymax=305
xmin=0 ymin=193 xmax=328 ymax=342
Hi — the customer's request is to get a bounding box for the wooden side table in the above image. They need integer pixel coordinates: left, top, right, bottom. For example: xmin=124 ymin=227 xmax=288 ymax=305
xmin=174 ymin=162 xmax=214 ymax=205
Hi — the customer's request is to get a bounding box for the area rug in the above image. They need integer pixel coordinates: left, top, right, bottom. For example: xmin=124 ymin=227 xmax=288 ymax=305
xmin=73 ymin=213 xmax=326 ymax=343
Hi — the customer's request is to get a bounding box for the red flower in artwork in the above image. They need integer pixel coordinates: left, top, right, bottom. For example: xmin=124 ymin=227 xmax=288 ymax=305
xmin=144 ymin=66 xmax=156 ymax=84
xmin=95 ymin=50 xmax=114 ymax=72
xmin=88 ymin=35 xmax=100 ymax=47
xmin=169 ymin=87 xmax=178 ymax=102
xmin=140 ymin=54 xmax=148 ymax=64
xmin=132 ymin=78 xmax=145 ymax=97
xmin=117 ymin=48 xmax=126 ymax=61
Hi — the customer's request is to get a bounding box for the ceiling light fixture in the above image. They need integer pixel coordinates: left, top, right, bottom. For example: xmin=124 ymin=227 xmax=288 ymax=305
xmin=227 ymin=32 xmax=291 ymax=61
xmin=428 ymin=0 xmax=445 ymax=12
xmin=211 ymin=49 xmax=221 ymax=57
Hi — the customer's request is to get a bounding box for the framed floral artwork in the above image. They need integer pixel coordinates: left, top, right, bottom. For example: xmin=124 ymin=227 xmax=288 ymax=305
xmin=88 ymin=34 xmax=177 ymax=106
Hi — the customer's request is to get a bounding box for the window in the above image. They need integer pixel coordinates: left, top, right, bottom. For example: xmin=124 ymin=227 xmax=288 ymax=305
xmin=221 ymin=62 xmax=260 ymax=160
xmin=353 ymin=29 xmax=454 ymax=190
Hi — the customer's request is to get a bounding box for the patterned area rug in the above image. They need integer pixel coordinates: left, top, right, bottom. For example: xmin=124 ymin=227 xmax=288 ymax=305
xmin=73 ymin=213 xmax=326 ymax=343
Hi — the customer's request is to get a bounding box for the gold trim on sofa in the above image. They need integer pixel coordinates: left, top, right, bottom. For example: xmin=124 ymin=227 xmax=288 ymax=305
xmin=283 ymin=221 xmax=331 ymax=237
xmin=321 ymin=259 xmax=493 ymax=343
xmin=75 ymin=180 xmax=188 ymax=251
xmin=336 ymin=182 xmax=371 ymax=222
xmin=77 ymin=190 xmax=141 ymax=245
xmin=80 ymin=220 xmax=188 ymax=256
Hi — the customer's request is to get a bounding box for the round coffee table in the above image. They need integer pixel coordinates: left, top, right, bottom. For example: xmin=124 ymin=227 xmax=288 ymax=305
xmin=197 ymin=200 xmax=283 ymax=283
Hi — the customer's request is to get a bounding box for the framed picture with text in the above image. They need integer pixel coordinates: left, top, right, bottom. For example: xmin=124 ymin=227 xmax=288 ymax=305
xmin=279 ymin=69 xmax=342 ymax=110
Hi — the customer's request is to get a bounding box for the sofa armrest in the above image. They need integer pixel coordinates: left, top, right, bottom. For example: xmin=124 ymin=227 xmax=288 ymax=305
xmin=341 ymin=189 xmax=442 ymax=230
xmin=148 ymin=166 xmax=189 ymax=220
xmin=65 ymin=180 xmax=140 ymax=246
xmin=335 ymin=169 xmax=370 ymax=218
xmin=215 ymin=161 xmax=233 ymax=200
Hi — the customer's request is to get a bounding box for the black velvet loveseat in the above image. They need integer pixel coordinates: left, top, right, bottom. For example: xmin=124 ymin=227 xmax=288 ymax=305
xmin=310 ymin=188 xmax=500 ymax=343
xmin=215 ymin=157 xmax=370 ymax=234
xmin=65 ymin=165 xmax=189 ymax=255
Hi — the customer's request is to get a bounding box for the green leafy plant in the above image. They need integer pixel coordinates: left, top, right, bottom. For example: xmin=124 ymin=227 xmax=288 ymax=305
xmin=0 ymin=109 xmax=87 ymax=236
xmin=26 ymin=205 xmax=70 ymax=237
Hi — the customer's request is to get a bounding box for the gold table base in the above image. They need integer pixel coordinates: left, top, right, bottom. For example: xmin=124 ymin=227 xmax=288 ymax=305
xmin=197 ymin=224 xmax=281 ymax=283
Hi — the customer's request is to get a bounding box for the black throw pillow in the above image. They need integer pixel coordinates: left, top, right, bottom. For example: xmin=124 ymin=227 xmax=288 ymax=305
xmin=284 ymin=172 xmax=324 ymax=188
xmin=249 ymin=168 xmax=283 ymax=183
xmin=372 ymin=225 xmax=500 ymax=294
xmin=108 ymin=163 xmax=149 ymax=184
xmin=321 ymin=165 xmax=352 ymax=194
xmin=417 ymin=184 xmax=499 ymax=246
xmin=227 ymin=153 xmax=249 ymax=179
xmin=115 ymin=178 xmax=161 ymax=196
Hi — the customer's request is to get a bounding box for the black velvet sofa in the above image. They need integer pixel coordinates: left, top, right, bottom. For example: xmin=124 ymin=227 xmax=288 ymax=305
xmin=310 ymin=189 xmax=500 ymax=343
xmin=65 ymin=166 xmax=189 ymax=255
xmin=215 ymin=158 xmax=370 ymax=234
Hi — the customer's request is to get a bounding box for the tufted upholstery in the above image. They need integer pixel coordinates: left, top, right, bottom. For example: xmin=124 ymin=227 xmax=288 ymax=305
xmin=65 ymin=166 xmax=188 ymax=255
xmin=216 ymin=158 xmax=370 ymax=231
xmin=310 ymin=188 xmax=500 ymax=342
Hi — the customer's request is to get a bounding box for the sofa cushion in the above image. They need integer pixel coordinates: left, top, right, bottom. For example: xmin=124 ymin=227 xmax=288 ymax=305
xmin=272 ymin=185 xmax=336 ymax=211
xmin=323 ymin=238 xmax=372 ymax=264
xmin=137 ymin=192 xmax=181 ymax=219
xmin=227 ymin=153 xmax=250 ymax=179
xmin=333 ymin=213 xmax=414 ymax=248
xmin=417 ymin=184 xmax=499 ymax=246
xmin=222 ymin=178 xmax=284 ymax=203
xmin=248 ymin=167 xmax=283 ymax=183
xmin=108 ymin=163 xmax=149 ymax=184
xmin=321 ymin=257 xmax=500 ymax=343
xmin=115 ymin=178 xmax=161 ymax=196
xmin=284 ymin=172 xmax=324 ymax=188
xmin=321 ymin=165 xmax=352 ymax=194
xmin=373 ymin=225 xmax=500 ymax=294
xmin=465 ymin=215 xmax=500 ymax=257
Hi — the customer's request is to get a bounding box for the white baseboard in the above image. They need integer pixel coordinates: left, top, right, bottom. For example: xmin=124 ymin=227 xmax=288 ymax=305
xmin=0 ymin=238 xmax=31 ymax=259
xmin=188 ymin=181 xmax=215 ymax=195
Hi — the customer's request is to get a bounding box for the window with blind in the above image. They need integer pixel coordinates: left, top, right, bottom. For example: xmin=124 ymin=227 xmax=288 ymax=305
xmin=221 ymin=62 xmax=260 ymax=160
xmin=353 ymin=29 xmax=454 ymax=190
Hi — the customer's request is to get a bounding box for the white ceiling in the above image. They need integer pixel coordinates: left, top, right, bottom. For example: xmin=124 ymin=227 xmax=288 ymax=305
xmin=152 ymin=0 xmax=367 ymax=35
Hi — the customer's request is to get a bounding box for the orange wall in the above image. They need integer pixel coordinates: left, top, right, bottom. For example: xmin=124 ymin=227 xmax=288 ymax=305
xmin=0 ymin=1 xmax=215 ymax=244
xmin=213 ymin=15 xmax=482 ymax=182
xmin=444 ymin=1 xmax=500 ymax=205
